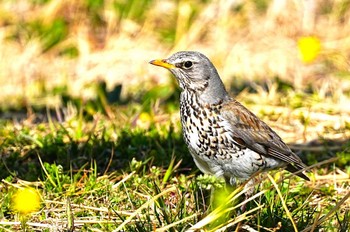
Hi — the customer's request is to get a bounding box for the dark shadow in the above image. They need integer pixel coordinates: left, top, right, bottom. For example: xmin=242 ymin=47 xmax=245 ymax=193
xmin=290 ymin=138 xmax=350 ymax=166
xmin=0 ymin=117 xmax=193 ymax=181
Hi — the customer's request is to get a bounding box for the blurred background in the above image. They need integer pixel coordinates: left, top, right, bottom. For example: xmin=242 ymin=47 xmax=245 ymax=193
xmin=0 ymin=0 xmax=350 ymax=144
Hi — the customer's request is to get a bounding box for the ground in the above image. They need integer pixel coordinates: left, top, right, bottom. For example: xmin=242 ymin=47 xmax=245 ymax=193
xmin=0 ymin=0 xmax=349 ymax=231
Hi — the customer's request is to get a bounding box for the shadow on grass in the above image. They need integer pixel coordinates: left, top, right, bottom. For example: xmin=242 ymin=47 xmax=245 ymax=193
xmin=0 ymin=80 xmax=184 ymax=181
xmin=0 ymin=117 xmax=194 ymax=181
xmin=1 ymin=114 xmax=349 ymax=182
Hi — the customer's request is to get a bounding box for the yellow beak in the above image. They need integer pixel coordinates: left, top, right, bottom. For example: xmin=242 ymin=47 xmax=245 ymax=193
xmin=149 ymin=59 xmax=176 ymax=69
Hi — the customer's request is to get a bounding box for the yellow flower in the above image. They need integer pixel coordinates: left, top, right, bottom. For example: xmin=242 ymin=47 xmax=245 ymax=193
xmin=297 ymin=36 xmax=321 ymax=64
xmin=12 ymin=188 xmax=41 ymax=215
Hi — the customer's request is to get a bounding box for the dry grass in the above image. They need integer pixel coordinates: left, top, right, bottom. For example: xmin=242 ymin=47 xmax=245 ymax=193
xmin=0 ymin=1 xmax=349 ymax=95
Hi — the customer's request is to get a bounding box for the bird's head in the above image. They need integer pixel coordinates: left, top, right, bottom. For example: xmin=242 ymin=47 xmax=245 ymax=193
xmin=150 ymin=51 xmax=229 ymax=103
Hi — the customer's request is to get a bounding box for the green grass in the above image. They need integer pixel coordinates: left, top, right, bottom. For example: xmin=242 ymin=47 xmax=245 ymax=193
xmin=1 ymin=0 xmax=350 ymax=231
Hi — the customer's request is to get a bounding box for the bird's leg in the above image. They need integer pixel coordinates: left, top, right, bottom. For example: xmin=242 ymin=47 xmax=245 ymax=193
xmin=209 ymin=184 xmax=215 ymax=210
xmin=224 ymin=175 xmax=235 ymax=186
xmin=223 ymin=175 xmax=254 ymax=213
xmin=240 ymin=178 xmax=256 ymax=213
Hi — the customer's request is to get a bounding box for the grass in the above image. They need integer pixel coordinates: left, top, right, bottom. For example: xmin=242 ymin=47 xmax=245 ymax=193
xmin=0 ymin=0 xmax=350 ymax=231
xmin=1 ymin=98 xmax=349 ymax=231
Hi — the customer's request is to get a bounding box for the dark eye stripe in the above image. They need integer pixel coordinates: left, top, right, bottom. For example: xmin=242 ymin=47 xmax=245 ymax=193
xmin=175 ymin=63 xmax=182 ymax=68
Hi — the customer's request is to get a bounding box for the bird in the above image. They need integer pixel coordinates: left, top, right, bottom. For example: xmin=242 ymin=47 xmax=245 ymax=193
xmin=149 ymin=51 xmax=309 ymax=189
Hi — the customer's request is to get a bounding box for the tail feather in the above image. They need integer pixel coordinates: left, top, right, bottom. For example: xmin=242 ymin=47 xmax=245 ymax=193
xmin=286 ymin=164 xmax=310 ymax=181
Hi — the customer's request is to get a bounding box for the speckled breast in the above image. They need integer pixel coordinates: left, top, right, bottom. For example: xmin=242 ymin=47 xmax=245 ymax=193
xmin=179 ymin=92 xmax=243 ymax=161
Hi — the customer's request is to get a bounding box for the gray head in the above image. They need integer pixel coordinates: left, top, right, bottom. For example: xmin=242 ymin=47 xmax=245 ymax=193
xmin=150 ymin=51 xmax=229 ymax=104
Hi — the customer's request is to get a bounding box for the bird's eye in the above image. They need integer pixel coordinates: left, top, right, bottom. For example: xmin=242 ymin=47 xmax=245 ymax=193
xmin=183 ymin=61 xmax=193 ymax=69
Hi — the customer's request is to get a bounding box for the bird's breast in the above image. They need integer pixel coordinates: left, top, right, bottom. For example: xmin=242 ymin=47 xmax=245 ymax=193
xmin=179 ymin=95 xmax=240 ymax=161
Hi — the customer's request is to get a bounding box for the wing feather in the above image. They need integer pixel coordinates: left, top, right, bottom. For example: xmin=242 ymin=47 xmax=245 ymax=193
xmin=221 ymin=99 xmax=309 ymax=180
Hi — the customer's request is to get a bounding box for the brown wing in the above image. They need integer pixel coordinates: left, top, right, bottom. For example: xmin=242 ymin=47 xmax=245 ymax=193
xmin=221 ymin=99 xmax=309 ymax=180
